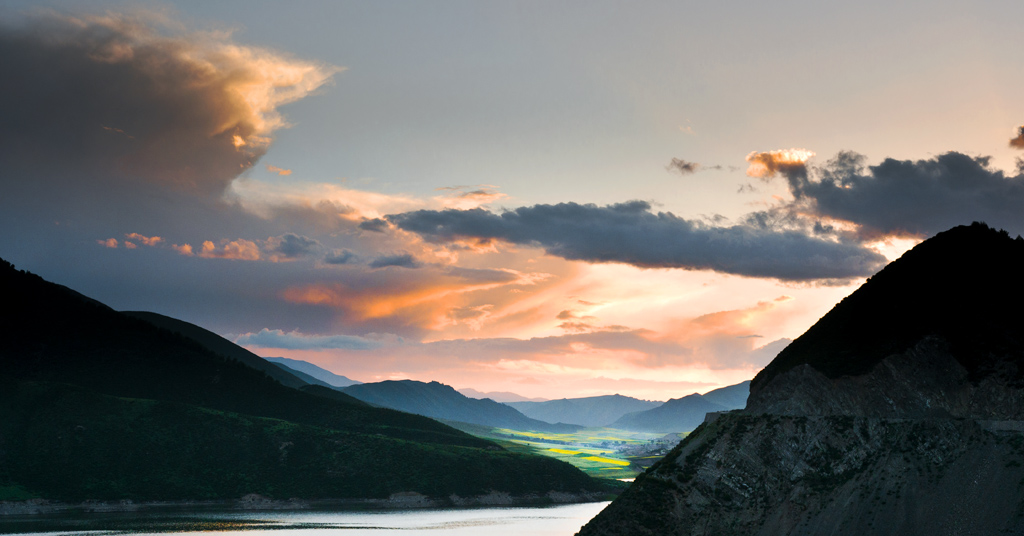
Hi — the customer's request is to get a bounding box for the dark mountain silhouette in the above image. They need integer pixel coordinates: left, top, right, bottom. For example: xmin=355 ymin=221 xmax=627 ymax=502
xmin=265 ymin=356 xmax=361 ymax=387
xmin=0 ymin=259 xmax=604 ymax=502
xmin=579 ymin=223 xmax=1024 ymax=536
xmin=508 ymin=394 xmax=660 ymax=427
xmin=123 ymin=311 xmax=309 ymax=390
xmin=269 ymin=362 xmax=338 ymax=389
xmin=343 ymin=380 xmax=581 ymax=433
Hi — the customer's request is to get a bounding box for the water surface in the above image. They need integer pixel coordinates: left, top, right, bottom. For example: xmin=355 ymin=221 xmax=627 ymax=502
xmin=1 ymin=502 xmax=608 ymax=536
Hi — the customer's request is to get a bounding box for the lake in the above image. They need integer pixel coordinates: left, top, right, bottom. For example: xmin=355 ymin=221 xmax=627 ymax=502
xmin=0 ymin=502 xmax=609 ymax=536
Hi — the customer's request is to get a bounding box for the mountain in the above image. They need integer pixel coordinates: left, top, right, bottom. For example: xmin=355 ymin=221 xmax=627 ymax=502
xmin=610 ymin=394 xmax=727 ymax=433
xmin=343 ymin=380 xmax=581 ymax=433
xmin=265 ymin=356 xmax=361 ymax=387
xmin=123 ymin=311 xmax=310 ymax=390
xmin=509 ymin=395 xmax=661 ymax=427
xmin=607 ymin=382 xmax=750 ymax=433
xmin=578 ymin=223 xmax=1024 ymax=535
xmin=700 ymin=380 xmax=750 ymax=409
xmin=459 ymin=388 xmax=547 ymax=403
xmin=0 ymin=259 xmax=605 ymax=503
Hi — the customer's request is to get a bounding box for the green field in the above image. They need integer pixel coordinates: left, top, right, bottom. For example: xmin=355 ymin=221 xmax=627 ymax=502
xmin=451 ymin=426 xmax=672 ymax=480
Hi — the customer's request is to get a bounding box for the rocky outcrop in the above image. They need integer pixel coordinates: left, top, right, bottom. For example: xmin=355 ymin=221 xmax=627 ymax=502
xmin=579 ymin=414 xmax=1024 ymax=536
xmin=748 ymin=337 xmax=1024 ymax=419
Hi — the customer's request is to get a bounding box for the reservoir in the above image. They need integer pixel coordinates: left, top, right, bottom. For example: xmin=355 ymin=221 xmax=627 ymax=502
xmin=0 ymin=502 xmax=608 ymax=536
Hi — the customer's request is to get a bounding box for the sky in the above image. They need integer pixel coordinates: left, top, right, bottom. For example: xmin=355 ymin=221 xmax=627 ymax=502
xmin=3 ymin=1 xmax=1024 ymax=401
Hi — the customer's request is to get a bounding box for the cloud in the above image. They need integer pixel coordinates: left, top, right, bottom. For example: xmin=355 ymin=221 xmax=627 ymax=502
xmin=235 ymin=328 xmax=380 ymax=350
xmin=98 ymin=238 xmax=118 ymax=248
xmin=171 ymin=244 xmax=194 ymax=256
xmin=266 ymin=233 xmax=320 ymax=259
xmin=435 ymin=186 xmax=507 ymax=210
xmin=667 ymin=158 xmax=700 ymax=175
xmin=776 ymin=150 xmax=1024 ymax=239
xmin=1010 ymin=126 xmax=1024 ymax=149
xmin=125 ymin=233 xmax=163 ymax=246
xmin=387 ymin=201 xmax=886 ymax=281
xmin=745 ymin=149 xmax=816 ymax=193
xmin=266 ymin=165 xmax=293 ymax=176
xmin=369 ymin=253 xmax=422 ymax=269
xmin=325 ymin=249 xmax=358 ymax=265
xmin=0 ymin=11 xmax=337 ymax=198
xmin=199 ymin=239 xmax=261 ymax=261
xmin=359 ymin=218 xmax=389 ymax=233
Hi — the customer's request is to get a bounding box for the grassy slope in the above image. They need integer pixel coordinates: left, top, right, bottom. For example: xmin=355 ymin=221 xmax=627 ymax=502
xmin=0 ymin=260 xmax=605 ymax=501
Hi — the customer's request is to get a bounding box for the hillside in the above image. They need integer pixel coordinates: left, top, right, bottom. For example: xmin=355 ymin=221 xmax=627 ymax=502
xmin=265 ymin=357 xmax=361 ymax=388
xmin=609 ymin=382 xmax=750 ymax=433
xmin=578 ymin=223 xmax=1024 ymax=535
xmin=0 ymin=259 xmax=605 ymax=502
xmin=509 ymin=394 xmax=660 ymax=427
xmin=610 ymin=394 xmax=727 ymax=433
xmin=343 ymin=380 xmax=582 ymax=433
xmin=124 ymin=311 xmax=310 ymax=390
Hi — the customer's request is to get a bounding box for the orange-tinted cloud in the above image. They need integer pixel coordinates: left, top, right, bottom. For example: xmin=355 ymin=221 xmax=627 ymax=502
xmin=124 ymin=233 xmax=163 ymax=246
xmin=1010 ymin=126 xmax=1024 ymax=149
xmin=199 ymin=239 xmax=261 ymax=261
xmin=0 ymin=11 xmax=338 ymax=196
xmin=171 ymin=244 xmax=194 ymax=256
xmin=745 ymin=148 xmax=815 ymax=179
xmin=266 ymin=164 xmax=293 ymax=176
xmin=98 ymin=238 xmax=118 ymax=248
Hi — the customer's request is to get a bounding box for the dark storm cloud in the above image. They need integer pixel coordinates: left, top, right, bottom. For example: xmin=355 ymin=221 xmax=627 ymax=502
xmin=358 ymin=218 xmax=390 ymax=233
xmin=387 ymin=201 xmax=887 ymax=281
xmin=783 ymin=151 xmax=1024 ymax=239
xmin=369 ymin=253 xmax=422 ymax=269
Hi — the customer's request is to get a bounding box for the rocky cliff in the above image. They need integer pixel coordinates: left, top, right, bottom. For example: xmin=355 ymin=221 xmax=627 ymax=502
xmin=578 ymin=223 xmax=1024 ymax=536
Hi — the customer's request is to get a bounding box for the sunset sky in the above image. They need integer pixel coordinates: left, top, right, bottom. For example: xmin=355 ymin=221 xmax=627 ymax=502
xmin=3 ymin=1 xmax=1024 ymax=400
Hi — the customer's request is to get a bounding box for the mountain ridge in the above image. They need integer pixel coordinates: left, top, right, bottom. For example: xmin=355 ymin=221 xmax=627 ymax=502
xmin=578 ymin=223 xmax=1024 ymax=536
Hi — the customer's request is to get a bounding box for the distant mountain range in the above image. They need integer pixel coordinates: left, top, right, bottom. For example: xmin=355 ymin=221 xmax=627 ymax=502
xmin=266 ymin=356 xmax=361 ymax=387
xmin=509 ymin=394 xmax=661 ymax=427
xmin=580 ymin=223 xmax=1024 ymax=536
xmin=506 ymin=382 xmax=751 ymax=432
xmin=609 ymin=382 xmax=750 ymax=433
xmin=343 ymin=380 xmax=582 ymax=433
xmin=0 ymin=258 xmax=604 ymax=503
xmin=458 ymin=388 xmax=548 ymax=403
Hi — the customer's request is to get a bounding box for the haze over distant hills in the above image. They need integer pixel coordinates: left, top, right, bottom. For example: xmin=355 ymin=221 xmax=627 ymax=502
xmin=266 ymin=356 xmax=361 ymax=388
xmin=580 ymin=223 xmax=1024 ymax=536
xmin=0 ymin=258 xmax=605 ymax=504
xmin=509 ymin=395 xmax=662 ymax=428
xmin=459 ymin=388 xmax=548 ymax=403
xmin=507 ymin=382 xmax=750 ymax=431
xmin=343 ymin=380 xmax=581 ymax=433
xmin=611 ymin=382 xmax=750 ymax=433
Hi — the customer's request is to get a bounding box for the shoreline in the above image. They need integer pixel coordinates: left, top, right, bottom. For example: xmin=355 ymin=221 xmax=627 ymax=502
xmin=0 ymin=490 xmax=610 ymax=516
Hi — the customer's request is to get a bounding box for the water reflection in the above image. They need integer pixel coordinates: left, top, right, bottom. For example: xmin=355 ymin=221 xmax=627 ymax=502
xmin=0 ymin=502 xmax=609 ymax=536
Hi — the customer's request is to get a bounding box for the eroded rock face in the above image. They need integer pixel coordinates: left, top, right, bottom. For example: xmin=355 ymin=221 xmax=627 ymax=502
xmin=579 ymin=414 xmax=1024 ymax=536
xmin=747 ymin=337 xmax=1024 ymax=419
